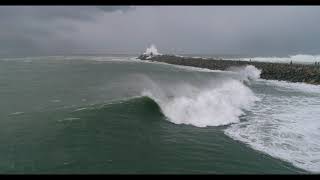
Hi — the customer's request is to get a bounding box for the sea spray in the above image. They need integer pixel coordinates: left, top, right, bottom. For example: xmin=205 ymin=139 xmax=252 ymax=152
xmin=144 ymin=44 xmax=161 ymax=56
xmin=227 ymin=65 xmax=261 ymax=83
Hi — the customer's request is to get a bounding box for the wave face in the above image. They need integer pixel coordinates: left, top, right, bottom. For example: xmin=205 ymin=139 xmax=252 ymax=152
xmin=138 ymin=73 xmax=260 ymax=127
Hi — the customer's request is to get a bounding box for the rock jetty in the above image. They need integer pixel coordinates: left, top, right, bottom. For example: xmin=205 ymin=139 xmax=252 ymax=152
xmin=137 ymin=54 xmax=320 ymax=85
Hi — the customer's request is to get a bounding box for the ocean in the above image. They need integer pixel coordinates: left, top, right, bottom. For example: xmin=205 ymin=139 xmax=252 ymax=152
xmin=0 ymin=55 xmax=319 ymax=174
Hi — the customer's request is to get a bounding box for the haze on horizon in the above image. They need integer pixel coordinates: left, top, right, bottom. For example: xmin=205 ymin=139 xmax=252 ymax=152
xmin=1 ymin=6 xmax=320 ymax=57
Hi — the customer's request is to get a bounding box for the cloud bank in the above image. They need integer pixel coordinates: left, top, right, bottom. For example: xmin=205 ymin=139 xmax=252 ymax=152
xmin=0 ymin=6 xmax=320 ymax=56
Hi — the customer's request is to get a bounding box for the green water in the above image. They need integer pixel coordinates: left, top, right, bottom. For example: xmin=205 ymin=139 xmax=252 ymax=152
xmin=0 ymin=56 xmax=310 ymax=174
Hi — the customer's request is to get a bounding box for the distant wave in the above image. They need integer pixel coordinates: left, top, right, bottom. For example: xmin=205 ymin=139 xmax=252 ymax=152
xmin=235 ymin=54 xmax=320 ymax=64
xmin=0 ymin=56 xmax=137 ymax=62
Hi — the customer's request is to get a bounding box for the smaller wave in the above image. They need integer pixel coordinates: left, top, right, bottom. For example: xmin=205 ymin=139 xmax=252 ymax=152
xmin=9 ymin=112 xmax=24 ymax=116
xmin=58 ymin=117 xmax=81 ymax=122
xmin=73 ymin=107 xmax=88 ymax=112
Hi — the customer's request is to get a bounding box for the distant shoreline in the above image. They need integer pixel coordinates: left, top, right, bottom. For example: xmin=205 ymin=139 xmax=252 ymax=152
xmin=137 ymin=54 xmax=320 ymax=85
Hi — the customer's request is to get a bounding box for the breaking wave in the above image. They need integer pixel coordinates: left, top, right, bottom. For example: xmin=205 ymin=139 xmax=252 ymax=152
xmin=136 ymin=70 xmax=260 ymax=127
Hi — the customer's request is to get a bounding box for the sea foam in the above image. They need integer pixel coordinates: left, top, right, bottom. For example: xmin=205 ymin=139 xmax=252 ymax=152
xmin=225 ymin=94 xmax=320 ymax=173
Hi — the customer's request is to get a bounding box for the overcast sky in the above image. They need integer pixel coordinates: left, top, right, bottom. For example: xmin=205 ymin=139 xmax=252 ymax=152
xmin=1 ymin=6 xmax=320 ymax=56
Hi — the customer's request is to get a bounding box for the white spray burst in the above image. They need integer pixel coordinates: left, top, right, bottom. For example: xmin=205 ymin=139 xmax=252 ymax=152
xmin=144 ymin=44 xmax=161 ymax=56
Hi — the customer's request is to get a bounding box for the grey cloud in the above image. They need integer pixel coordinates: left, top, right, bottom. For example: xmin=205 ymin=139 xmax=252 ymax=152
xmin=97 ymin=6 xmax=135 ymax=13
xmin=0 ymin=6 xmax=320 ymax=56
